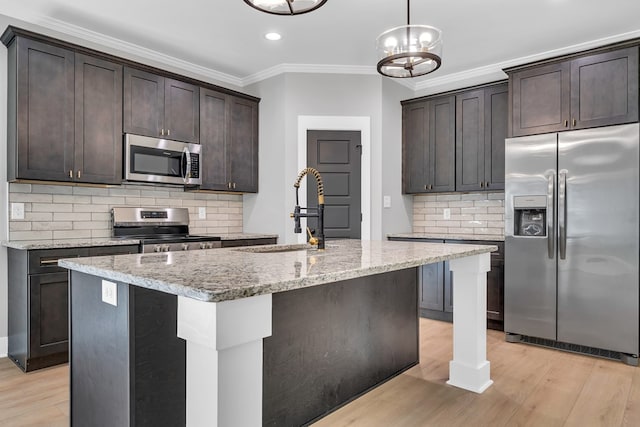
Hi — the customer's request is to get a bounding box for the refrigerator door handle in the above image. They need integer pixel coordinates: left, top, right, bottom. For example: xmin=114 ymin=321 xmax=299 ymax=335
xmin=558 ymin=170 xmax=567 ymax=260
xmin=547 ymin=172 xmax=555 ymax=259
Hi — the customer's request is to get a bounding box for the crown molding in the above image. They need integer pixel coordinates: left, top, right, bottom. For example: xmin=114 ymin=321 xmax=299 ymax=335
xmin=241 ymin=63 xmax=378 ymax=86
xmin=413 ymin=28 xmax=640 ymax=94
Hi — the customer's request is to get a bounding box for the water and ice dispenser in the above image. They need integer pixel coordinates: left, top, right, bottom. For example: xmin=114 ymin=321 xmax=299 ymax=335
xmin=513 ymin=195 xmax=547 ymax=236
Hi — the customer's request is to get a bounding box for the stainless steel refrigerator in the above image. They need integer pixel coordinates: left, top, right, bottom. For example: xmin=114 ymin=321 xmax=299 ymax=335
xmin=504 ymin=123 xmax=639 ymax=362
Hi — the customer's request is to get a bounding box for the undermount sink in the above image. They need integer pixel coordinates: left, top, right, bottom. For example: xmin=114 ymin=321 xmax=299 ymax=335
xmin=232 ymin=244 xmax=314 ymax=253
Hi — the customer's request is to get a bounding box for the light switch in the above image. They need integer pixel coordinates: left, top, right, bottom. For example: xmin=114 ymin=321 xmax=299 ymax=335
xmin=102 ymin=280 xmax=117 ymax=306
xmin=443 ymin=208 xmax=451 ymax=220
xmin=198 ymin=207 xmax=206 ymax=219
xmin=383 ymin=196 xmax=391 ymax=208
xmin=11 ymin=203 xmax=24 ymax=220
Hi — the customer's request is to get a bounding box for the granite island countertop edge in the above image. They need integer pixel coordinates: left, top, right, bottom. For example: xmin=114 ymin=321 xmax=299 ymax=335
xmin=59 ymin=240 xmax=497 ymax=303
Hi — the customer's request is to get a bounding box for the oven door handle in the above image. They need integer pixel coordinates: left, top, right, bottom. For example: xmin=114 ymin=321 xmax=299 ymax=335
xmin=182 ymin=148 xmax=191 ymax=182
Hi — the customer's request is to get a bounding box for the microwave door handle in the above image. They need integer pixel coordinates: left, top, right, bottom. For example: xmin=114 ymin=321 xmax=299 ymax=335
xmin=182 ymin=149 xmax=191 ymax=182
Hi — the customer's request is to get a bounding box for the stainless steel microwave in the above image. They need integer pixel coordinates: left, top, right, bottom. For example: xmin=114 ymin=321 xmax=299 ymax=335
xmin=125 ymin=134 xmax=201 ymax=185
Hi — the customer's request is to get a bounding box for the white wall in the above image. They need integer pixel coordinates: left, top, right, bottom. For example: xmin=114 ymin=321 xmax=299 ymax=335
xmin=244 ymin=73 xmax=413 ymax=243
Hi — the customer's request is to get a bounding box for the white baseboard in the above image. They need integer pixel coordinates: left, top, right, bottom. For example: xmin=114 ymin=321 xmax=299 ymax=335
xmin=0 ymin=336 xmax=7 ymax=358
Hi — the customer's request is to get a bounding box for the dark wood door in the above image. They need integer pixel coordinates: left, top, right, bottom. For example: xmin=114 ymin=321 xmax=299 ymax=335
xmin=429 ymin=95 xmax=455 ymax=192
xmin=456 ymin=89 xmax=485 ymax=192
xmin=228 ymin=97 xmax=258 ymax=192
xmin=484 ymin=84 xmax=508 ymax=190
xmin=307 ymin=130 xmax=362 ymax=239
xmin=402 ymin=102 xmax=429 ymax=193
xmin=164 ymin=78 xmax=199 ymax=143
xmin=123 ymin=67 xmax=164 ymax=138
xmin=570 ymin=46 xmax=639 ymax=129
xmin=511 ymin=61 xmax=570 ymax=137
xmin=29 ymin=272 xmax=69 ymax=359
xmin=487 ymin=257 xmax=504 ymax=322
xmin=199 ymin=88 xmax=229 ymax=191
xmin=74 ymin=53 xmax=123 ymax=184
xmin=419 ymin=263 xmax=444 ymax=311
xmin=15 ymin=37 xmax=74 ymax=181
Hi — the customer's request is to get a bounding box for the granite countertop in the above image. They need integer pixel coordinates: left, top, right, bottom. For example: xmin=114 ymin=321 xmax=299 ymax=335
xmin=387 ymin=233 xmax=505 ymax=242
xmin=59 ymin=239 xmax=496 ymax=303
xmin=2 ymin=233 xmax=279 ymax=250
xmin=2 ymin=238 xmax=141 ymax=250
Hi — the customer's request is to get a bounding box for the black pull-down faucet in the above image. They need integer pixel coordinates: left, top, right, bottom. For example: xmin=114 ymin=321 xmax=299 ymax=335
xmin=291 ymin=167 xmax=325 ymax=250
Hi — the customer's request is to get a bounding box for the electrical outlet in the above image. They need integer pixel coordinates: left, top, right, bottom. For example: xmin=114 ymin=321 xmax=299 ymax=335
xmin=11 ymin=203 xmax=24 ymax=220
xmin=101 ymin=280 xmax=117 ymax=306
xmin=383 ymin=195 xmax=391 ymax=208
xmin=443 ymin=208 xmax=451 ymax=220
xmin=198 ymin=207 xmax=206 ymax=219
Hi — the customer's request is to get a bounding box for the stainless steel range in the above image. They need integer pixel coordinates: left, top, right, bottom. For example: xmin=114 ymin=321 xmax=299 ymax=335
xmin=112 ymin=207 xmax=221 ymax=253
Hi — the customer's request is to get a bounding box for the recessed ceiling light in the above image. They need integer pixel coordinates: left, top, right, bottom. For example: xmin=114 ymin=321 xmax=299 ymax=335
xmin=265 ymin=32 xmax=282 ymax=41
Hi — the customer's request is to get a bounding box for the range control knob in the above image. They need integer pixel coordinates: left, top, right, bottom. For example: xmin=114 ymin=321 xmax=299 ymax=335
xmin=181 ymin=243 xmax=190 ymax=251
xmin=199 ymin=242 xmax=207 ymax=250
xmin=153 ymin=245 xmax=162 ymax=253
xmin=162 ymin=245 xmax=170 ymax=252
xmin=206 ymin=242 xmax=214 ymax=249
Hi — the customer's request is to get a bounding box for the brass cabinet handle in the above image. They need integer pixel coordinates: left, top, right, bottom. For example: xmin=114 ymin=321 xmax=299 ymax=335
xmin=69 ymin=170 xmax=73 ymax=178
xmin=564 ymin=120 xmax=568 ymax=127
xmin=77 ymin=170 xmax=81 ymax=179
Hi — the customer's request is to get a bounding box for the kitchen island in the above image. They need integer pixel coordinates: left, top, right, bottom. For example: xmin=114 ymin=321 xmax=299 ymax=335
xmin=60 ymin=239 xmax=496 ymax=427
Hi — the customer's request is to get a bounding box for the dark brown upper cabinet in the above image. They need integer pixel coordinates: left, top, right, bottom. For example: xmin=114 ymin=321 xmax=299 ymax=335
xmin=124 ymin=67 xmax=199 ymax=143
xmin=402 ymin=96 xmax=455 ymax=194
xmin=510 ymin=45 xmax=638 ymax=137
xmin=74 ymin=54 xmax=123 ymax=184
xmin=455 ymin=83 xmax=507 ymax=191
xmin=200 ymin=88 xmax=259 ymax=193
xmin=6 ymin=36 xmax=122 ymax=184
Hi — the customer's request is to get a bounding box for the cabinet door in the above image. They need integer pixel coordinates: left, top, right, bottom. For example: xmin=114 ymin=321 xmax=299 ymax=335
xmin=402 ymin=102 xmax=429 ymax=193
xmin=429 ymin=96 xmax=455 ymax=192
xmin=511 ymin=61 xmax=570 ymax=137
xmin=199 ymin=88 xmax=229 ymax=190
xmin=29 ymin=272 xmax=69 ymax=359
xmin=456 ymin=89 xmax=485 ymax=192
xmin=419 ymin=263 xmax=444 ymax=311
xmin=570 ymin=46 xmax=639 ymax=129
xmin=164 ymin=78 xmax=199 ymax=143
xmin=228 ymin=97 xmax=259 ymax=192
xmin=443 ymin=261 xmax=453 ymax=313
xmin=15 ymin=38 xmax=74 ymax=181
xmin=487 ymin=258 xmax=504 ymax=321
xmin=75 ymin=53 xmax=123 ymax=184
xmin=123 ymin=67 xmax=164 ymax=138
xmin=484 ymin=84 xmax=508 ymax=190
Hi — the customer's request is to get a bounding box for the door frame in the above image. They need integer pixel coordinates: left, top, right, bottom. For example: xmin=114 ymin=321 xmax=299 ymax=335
xmin=297 ymin=116 xmax=371 ymax=242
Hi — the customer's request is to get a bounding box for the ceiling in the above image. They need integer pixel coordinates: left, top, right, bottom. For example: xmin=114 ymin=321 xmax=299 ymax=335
xmin=2 ymin=0 xmax=640 ymax=89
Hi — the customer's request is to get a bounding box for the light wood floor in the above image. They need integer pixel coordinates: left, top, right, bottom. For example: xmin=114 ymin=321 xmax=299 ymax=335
xmin=1 ymin=318 xmax=639 ymax=426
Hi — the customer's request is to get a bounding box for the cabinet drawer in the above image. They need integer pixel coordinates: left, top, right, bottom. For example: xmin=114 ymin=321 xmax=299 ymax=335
xmin=28 ymin=248 xmax=90 ymax=274
xmin=220 ymin=238 xmax=277 ymax=248
xmin=88 ymin=245 xmax=139 ymax=257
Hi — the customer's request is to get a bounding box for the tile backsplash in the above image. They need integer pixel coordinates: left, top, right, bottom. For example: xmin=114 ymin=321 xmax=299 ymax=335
xmin=413 ymin=192 xmax=504 ymax=237
xmin=7 ymin=183 xmax=243 ymax=241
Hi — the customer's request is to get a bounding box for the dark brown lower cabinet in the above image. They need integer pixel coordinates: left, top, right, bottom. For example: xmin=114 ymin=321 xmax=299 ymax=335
xmin=388 ymin=237 xmax=504 ymax=330
xmin=7 ymin=245 xmax=139 ymax=372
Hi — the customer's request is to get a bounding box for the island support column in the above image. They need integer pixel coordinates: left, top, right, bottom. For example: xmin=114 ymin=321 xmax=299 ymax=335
xmin=447 ymin=253 xmax=493 ymax=393
xmin=177 ymin=294 xmax=272 ymax=427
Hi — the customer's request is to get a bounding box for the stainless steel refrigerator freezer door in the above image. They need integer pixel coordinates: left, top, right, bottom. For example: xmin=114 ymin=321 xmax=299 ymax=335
xmin=505 ymin=133 xmax=558 ymax=340
xmin=557 ymin=123 xmax=639 ymax=355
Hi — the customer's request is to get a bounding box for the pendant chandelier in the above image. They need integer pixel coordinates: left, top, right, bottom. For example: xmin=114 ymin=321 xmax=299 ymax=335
xmin=243 ymin=0 xmax=327 ymax=15
xmin=376 ymin=0 xmax=443 ymax=78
